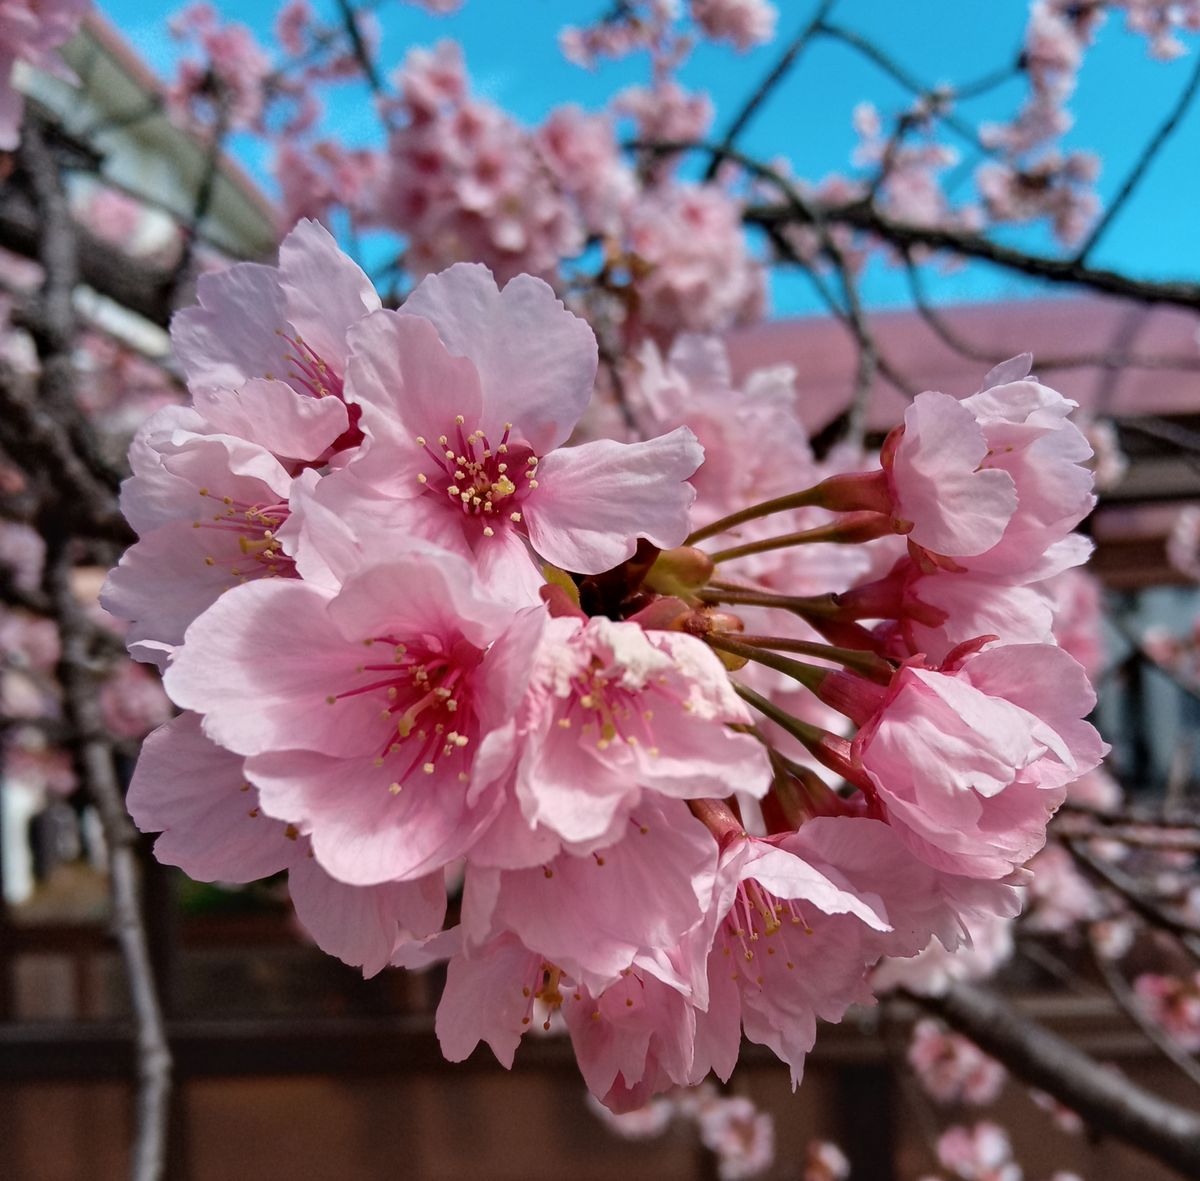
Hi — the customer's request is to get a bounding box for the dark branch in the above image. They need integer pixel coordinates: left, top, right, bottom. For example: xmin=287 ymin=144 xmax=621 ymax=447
xmin=913 ymin=981 xmax=1200 ymax=1179
xmin=44 ymin=540 xmax=172 ymax=1181
xmin=1076 ymin=49 xmax=1200 ymax=263
xmin=334 ymin=0 xmax=385 ymax=95
xmin=705 ymin=0 xmax=838 ymax=179
xmin=1088 ymin=930 xmax=1200 ymax=1092
xmin=747 ymin=196 xmax=1200 ymax=311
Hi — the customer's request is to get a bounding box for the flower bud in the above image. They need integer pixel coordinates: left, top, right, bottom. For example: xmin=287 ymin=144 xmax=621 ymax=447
xmin=644 ymin=545 xmax=715 ymax=600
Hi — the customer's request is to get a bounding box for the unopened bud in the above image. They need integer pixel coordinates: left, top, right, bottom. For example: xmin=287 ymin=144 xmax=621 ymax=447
xmin=644 ymin=546 xmax=715 ymax=600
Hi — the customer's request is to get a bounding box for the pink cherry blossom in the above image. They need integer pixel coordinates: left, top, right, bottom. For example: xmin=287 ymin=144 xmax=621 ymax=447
xmin=1134 ymin=971 xmax=1200 ymax=1052
xmin=854 ymin=645 xmax=1104 ymax=879
xmin=804 ymin=1140 xmax=851 ymax=1181
xmin=471 ymin=614 xmax=770 ymax=855
xmin=884 ymin=391 xmax=1018 ymax=558
xmin=690 ymin=822 xmax=894 ymax=1087
xmin=461 ymin=799 xmax=718 ymax=991
xmin=623 ymin=183 xmax=767 ymax=340
xmin=908 ymin=1019 xmax=1006 ymax=1106
xmin=171 ymin=218 xmax=380 ymax=412
xmin=936 ymin=1121 xmax=1021 ymax=1181
xmin=166 ymin=4 xmax=272 ymax=131
xmin=382 ymin=44 xmax=584 ymax=284
xmin=128 ymin=713 xmax=445 ymax=976
xmin=314 ymin=263 xmax=702 ymax=598
xmin=535 ymin=105 xmax=636 ymax=236
xmin=162 ymin=549 xmax=533 ymax=886
xmin=102 ymin=394 xmax=348 ymax=660
xmin=690 ymin=0 xmax=777 ymax=51
xmin=696 ymin=1095 xmax=775 ymax=1180
xmin=614 ymin=79 xmax=714 ymax=145
xmin=0 ymin=0 xmax=87 ymax=149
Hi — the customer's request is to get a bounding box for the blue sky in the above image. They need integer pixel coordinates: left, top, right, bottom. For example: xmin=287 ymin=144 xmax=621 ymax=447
xmin=98 ymin=0 xmax=1200 ymax=315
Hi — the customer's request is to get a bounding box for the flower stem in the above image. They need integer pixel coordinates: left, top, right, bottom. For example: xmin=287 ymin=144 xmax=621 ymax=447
xmin=732 ymin=681 xmax=868 ymax=789
xmin=686 ymin=469 xmax=892 ymax=545
xmin=731 ymin=680 xmax=828 ymax=747
xmin=701 ymin=584 xmax=842 ymax=616
xmin=708 ymin=633 xmax=831 ymax=691
xmin=734 ymin=633 xmax=894 ymax=683
xmin=706 ymin=512 xmax=892 ymax=564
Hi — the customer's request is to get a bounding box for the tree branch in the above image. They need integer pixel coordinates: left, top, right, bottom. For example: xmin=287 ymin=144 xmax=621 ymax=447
xmin=1076 ymin=49 xmax=1200 ymax=263
xmin=912 ymin=981 xmax=1200 ymax=1179
xmin=44 ymin=540 xmax=172 ymax=1181
xmin=747 ymin=196 xmax=1200 ymax=310
xmin=705 ymin=0 xmax=838 ymax=179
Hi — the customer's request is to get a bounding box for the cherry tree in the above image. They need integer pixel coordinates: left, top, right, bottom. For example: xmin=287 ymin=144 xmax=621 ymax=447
xmin=3 ymin=3 xmax=1200 ymax=1179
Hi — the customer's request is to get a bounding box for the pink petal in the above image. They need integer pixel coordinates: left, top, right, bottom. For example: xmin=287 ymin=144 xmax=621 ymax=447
xmin=164 ymin=579 xmax=383 ymax=758
xmin=343 ymin=310 xmax=484 ymax=492
xmin=400 ymin=263 xmax=597 ymax=453
xmin=287 ymin=852 xmax=445 ymax=978
xmin=524 ymin=427 xmax=702 ymax=573
xmin=436 ymin=934 xmax=542 ymax=1067
xmin=192 ymin=378 xmax=349 ymax=462
xmin=127 ymin=714 xmax=290 ymax=882
xmin=277 ymin=218 xmax=381 ymax=374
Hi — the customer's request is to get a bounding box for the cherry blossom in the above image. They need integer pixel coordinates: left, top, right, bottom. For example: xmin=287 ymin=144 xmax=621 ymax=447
xmin=690 ymin=0 xmax=776 ymax=51
xmin=162 ymin=548 xmax=536 ymax=886
xmin=854 ymin=645 xmax=1104 ymax=880
xmin=909 ymin=1019 xmax=1006 ymax=1106
xmin=0 ymin=0 xmax=87 ymax=149
xmin=128 ymin=713 xmax=445 ymax=976
xmin=1134 ymin=971 xmax=1200 ymax=1051
xmin=311 ymin=263 xmax=703 ymax=598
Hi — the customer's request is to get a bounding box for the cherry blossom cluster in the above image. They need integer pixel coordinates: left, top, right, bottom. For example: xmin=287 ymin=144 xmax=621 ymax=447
xmin=922 ymin=1121 xmax=1081 ymax=1181
xmin=106 ymin=220 xmax=1105 ymax=1111
xmin=0 ymin=0 xmax=87 ymax=149
xmin=589 ymin=1081 xmax=775 ymax=1180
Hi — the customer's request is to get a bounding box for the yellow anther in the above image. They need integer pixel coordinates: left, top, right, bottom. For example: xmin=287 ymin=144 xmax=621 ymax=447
xmin=389 ymin=782 xmax=402 ymax=795
xmin=483 ymin=526 xmax=495 ymax=537
xmin=422 ymin=763 xmax=436 ymax=774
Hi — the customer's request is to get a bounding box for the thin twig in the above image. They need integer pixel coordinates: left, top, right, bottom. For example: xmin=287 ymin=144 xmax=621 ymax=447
xmin=912 ymin=980 xmax=1200 ymax=1179
xmin=903 ymin=255 xmax=1200 ymax=373
xmin=1062 ymin=836 xmax=1200 ymax=960
xmin=20 ymin=106 xmax=172 ymax=1181
xmin=44 ymin=541 xmax=173 ymax=1181
xmin=164 ymin=94 xmax=231 ymax=302
xmin=1088 ymin=929 xmax=1200 ymax=1092
xmin=747 ymin=196 xmax=1200 ymax=310
xmin=705 ymin=0 xmax=838 ymax=179
xmin=1076 ymin=49 xmax=1200 ymax=263
xmin=334 ymin=0 xmax=385 ymax=95
xmin=815 ymin=21 xmax=989 ymax=152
